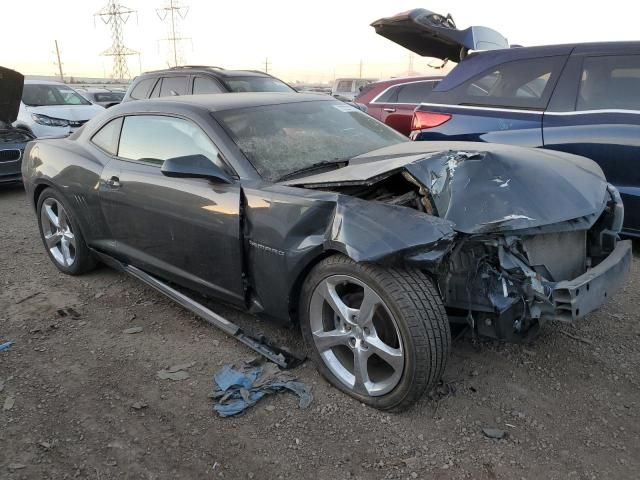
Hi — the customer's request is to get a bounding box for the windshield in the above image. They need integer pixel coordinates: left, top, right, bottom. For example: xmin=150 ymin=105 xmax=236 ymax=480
xmin=216 ymin=100 xmax=407 ymax=181
xmin=22 ymin=84 xmax=92 ymax=107
xmin=94 ymin=92 xmax=125 ymax=102
xmin=224 ymin=76 xmax=295 ymax=93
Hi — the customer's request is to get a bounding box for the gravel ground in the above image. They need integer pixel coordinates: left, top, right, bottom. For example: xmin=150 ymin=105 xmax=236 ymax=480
xmin=1 ymin=183 xmax=639 ymax=480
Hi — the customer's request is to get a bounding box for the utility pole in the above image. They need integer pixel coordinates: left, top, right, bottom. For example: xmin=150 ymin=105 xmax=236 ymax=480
xmin=407 ymin=53 xmax=414 ymax=76
xmin=358 ymin=59 xmax=363 ymax=78
xmin=54 ymin=40 xmax=64 ymax=82
xmin=264 ymin=57 xmax=271 ymax=74
xmin=95 ymin=0 xmax=138 ymax=80
xmin=157 ymin=0 xmax=191 ymax=67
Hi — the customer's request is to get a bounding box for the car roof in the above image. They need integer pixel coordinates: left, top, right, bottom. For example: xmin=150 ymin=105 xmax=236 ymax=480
xmin=369 ymin=75 xmax=442 ymax=87
xmin=112 ymin=92 xmax=334 ymax=114
xmin=24 ymin=80 xmax=69 ymax=85
xmin=437 ymin=41 xmax=640 ymax=91
xmin=140 ymin=66 xmax=272 ymax=79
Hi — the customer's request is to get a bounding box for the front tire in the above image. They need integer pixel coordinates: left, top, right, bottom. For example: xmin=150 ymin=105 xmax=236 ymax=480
xmin=300 ymin=254 xmax=450 ymax=411
xmin=36 ymin=187 xmax=97 ymax=275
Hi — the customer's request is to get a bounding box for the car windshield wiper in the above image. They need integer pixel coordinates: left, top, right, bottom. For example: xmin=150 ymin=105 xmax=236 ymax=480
xmin=276 ymin=159 xmax=349 ymax=182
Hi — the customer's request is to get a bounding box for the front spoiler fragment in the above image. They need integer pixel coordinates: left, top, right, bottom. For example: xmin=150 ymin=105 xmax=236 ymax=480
xmin=551 ymin=240 xmax=632 ymax=322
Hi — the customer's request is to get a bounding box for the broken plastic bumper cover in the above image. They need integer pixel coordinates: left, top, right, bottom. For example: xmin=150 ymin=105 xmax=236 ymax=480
xmin=552 ymin=240 xmax=632 ymax=322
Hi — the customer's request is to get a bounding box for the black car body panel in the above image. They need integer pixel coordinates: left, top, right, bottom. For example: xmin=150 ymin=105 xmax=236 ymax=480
xmin=371 ymin=8 xmax=509 ymax=61
xmin=22 ymin=94 xmax=631 ymax=342
xmin=1 ymin=66 xmax=34 ymax=183
xmin=0 ymin=66 xmax=23 ymax=124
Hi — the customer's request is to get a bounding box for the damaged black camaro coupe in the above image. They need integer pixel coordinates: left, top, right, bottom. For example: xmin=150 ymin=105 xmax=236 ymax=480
xmin=22 ymin=93 xmax=631 ymax=410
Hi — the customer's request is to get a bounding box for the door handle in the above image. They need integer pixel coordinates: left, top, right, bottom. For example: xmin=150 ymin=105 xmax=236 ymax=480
xmin=106 ymin=176 xmax=121 ymax=188
xmin=383 ymin=107 xmax=396 ymax=113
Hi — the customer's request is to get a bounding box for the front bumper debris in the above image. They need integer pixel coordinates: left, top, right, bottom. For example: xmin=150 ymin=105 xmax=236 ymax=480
xmin=551 ymin=240 xmax=632 ymax=322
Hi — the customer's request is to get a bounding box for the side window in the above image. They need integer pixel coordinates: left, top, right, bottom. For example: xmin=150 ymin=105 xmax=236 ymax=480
xmin=90 ymin=117 xmax=123 ymax=155
xmin=336 ymin=80 xmax=353 ymax=92
xmin=118 ymin=115 xmax=223 ymax=169
xmin=159 ymin=76 xmax=188 ymax=97
xmin=374 ymin=85 xmax=401 ymax=103
xmin=396 ymin=81 xmax=438 ymax=103
xmin=128 ymin=78 xmax=155 ymax=100
xmin=577 ymin=55 xmax=640 ymax=111
xmin=193 ymin=76 xmax=224 ymax=94
xmin=461 ymin=56 xmax=566 ymax=109
xmin=149 ymin=78 xmax=162 ymax=98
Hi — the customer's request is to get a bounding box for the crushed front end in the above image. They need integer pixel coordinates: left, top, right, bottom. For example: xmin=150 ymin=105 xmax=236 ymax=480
xmin=439 ymin=185 xmax=631 ymax=341
xmin=288 ymin=142 xmax=632 ymax=342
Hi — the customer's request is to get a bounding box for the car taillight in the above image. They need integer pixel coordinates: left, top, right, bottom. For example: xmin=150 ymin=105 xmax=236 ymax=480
xmin=411 ymin=111 xmax=452 ymax=131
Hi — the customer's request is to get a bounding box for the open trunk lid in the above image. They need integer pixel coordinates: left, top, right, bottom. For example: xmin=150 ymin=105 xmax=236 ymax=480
xmin=371 ymin=8 xmax=509 ymax=61
xmin=0 ymin=67 xmax=24 ymax=125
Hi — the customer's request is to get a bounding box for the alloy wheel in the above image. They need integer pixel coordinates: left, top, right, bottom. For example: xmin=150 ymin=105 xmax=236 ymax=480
xmin=309 ymin=274 xmax=404 ymax=396
xmin=40 ymin=197 xmax=77 ymax=268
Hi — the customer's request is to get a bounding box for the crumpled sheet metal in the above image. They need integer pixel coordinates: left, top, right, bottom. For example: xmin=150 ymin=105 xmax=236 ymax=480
xmin=286 ymin=141 xmax=609 ymax=235
xmin=211 ymin=361 xmax=312 ymax=417
xmin=326 ymin=194 xmax=455 ymax=264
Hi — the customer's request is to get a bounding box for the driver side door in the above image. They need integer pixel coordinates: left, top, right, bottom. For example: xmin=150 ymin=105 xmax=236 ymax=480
xmin=99 ymin=114 xmax=245 ymax=305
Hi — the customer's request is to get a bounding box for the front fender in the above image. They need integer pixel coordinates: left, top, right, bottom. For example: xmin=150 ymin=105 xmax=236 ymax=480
xmin=242 ymin=184 xmax=456 ymax=323
xmin=325 ymin=194 xmax=455 ymax=264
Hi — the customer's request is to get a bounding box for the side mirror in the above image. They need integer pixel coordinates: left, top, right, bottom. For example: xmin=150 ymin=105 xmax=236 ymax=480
xmin=161 ymin=154 xmax=233 ymax=184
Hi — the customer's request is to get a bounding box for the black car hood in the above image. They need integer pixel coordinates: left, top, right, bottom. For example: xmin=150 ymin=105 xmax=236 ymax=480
xmin=0 ymin=67 xmax=24 ymax=125
xmin=283 ymin=141 xmax=609 ymax=235
xmin=371 ymin=8 xmax=508 ymax=61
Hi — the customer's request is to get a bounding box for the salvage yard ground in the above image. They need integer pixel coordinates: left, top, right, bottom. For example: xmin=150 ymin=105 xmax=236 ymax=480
xmin=1 ymin=184 xmax=639 ymax=480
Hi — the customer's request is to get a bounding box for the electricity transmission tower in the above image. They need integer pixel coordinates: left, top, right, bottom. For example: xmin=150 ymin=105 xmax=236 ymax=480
xmin=95 ymin=0 xmax=138 ymax=80
xmin=157 ymin=0 xmax=191 ymax=67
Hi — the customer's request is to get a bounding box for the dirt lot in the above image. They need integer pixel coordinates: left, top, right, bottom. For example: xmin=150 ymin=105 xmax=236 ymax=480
xmin=1 ymin=184 xmax=639 ymax=480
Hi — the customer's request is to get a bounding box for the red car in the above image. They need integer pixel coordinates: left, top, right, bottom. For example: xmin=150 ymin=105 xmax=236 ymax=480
xmin=355 ymin=76 xmax=441 ymax=135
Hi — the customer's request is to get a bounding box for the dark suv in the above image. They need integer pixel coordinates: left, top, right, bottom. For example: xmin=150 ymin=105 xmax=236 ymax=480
xmin=373 ymin=8 xmax=640 ymax=237
xmin=122 ymin=66 xmax=295 ymax=102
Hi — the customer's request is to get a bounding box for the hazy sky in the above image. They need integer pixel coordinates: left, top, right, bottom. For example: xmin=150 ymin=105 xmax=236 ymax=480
xmin=3 ymin=0 xmax=640 ymax=83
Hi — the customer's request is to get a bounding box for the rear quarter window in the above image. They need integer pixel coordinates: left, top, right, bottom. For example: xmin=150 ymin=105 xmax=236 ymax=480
xmin=128 ymin=78 xmax=156 ymax=100
xmin=459 ymin=56 xmax=567 ymax=109
xmin=91 ymin=117 xmax=123 ymax=155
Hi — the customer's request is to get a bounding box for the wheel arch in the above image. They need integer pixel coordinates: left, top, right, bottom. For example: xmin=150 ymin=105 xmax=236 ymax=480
xmin=32 ymin=181 xmax=56 ymax=210
xmin=287 ymin=248 xmax=343 ymax=324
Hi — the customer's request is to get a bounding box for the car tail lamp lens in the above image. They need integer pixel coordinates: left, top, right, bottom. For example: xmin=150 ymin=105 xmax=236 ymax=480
xmin=411 ymin=111 xmax=451 ymax=131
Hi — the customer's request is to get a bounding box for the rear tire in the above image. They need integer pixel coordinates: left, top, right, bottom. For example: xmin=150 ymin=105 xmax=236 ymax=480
xmin=36 ymin=187 xmax=97 ymax=275
xmin=300 ymin=254 xmax=450 ymax=411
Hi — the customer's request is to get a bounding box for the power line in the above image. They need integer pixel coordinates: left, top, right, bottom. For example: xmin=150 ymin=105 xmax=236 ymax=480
xmin=157 ymin=0 xmax=191 ymax=67
xmin=95 ymin=0 xmax=138 ymax=80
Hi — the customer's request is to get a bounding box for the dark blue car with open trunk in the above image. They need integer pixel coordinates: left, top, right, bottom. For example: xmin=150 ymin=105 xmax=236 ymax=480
xmin=373 ymin=8 xmax=640 ymax=237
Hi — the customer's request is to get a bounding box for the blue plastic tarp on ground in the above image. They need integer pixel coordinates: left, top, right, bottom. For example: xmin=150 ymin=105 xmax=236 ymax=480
xmin=211 ymin=361 xmax=312 ymax=417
